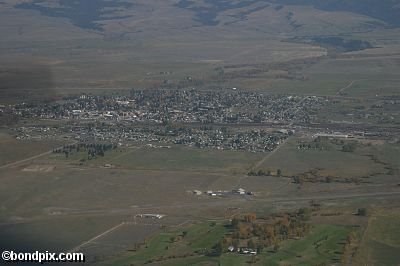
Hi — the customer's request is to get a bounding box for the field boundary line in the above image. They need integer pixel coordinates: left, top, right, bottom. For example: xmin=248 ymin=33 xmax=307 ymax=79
xmin=0 ymin=142 xmax=77 ymax=169
xmin=336 ymin=80 xmax=357 ymax=95
xmin=68 ymin=222 xmax=126 ymax=253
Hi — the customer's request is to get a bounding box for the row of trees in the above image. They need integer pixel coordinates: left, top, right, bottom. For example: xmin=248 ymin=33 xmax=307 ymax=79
xmin=53 ymin=143 xmax=117 ymax=159
xmin=248 ymin=169 xmax=282 ymax=177
xmin=341 ymin=231 xmax=358 ymax=264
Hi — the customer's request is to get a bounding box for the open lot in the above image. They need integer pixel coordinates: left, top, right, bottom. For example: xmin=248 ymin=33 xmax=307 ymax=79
xmin=0 ymin=215 xmax=125 ymax=253
xmin=0 ymin=131 xmax=65 ymax=167
xmin=0 ymin=134 xmax=399 ymax=264
xmin=48 ymin=144 xmax=263 ymax=174
xmin=355 ymin=211 xmax=400 ymax=266
xmin=256 ymin=137 xmax=389 ymax=179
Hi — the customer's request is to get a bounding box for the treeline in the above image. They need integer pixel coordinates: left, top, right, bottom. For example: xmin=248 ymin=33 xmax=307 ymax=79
xmin=298 ymin=136 xmax=332 ymax=151
xmin=292 ymin=169 xmax=361 ymax=184
xmin=248 ymin=169 xmax=282 ymax=177
xmin=341 ymin=231 xmax=359 ymax=264
xmin=53 ymin=143 xmax=117 ymax=159
xmin=310 ymin=37 xmax=373 ymax=53
xmin=215 ymin=209 xmax=311 ymax=255
xmin=298 ymin=137 xmax=358 ymax=153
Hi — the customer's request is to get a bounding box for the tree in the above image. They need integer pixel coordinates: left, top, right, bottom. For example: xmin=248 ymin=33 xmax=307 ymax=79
xmin=357 ymin=208 xmax=367 ymax=216
xmin=273 ymin=242 xmax=280 ymax=252
xmin=231 ymin=217 xmax=240 ymax=229
xmin=256 ymin=243 xmax=264 ymax=253
xmin=232 ymin=238 xmax=240 ymax=248
xmin=238 ymin=223 xmax=250 ymax=239
xmin=214 ymin=241 xmax=223 ymax=256
xmin=244 ymin=213 xmax=257 ymax=223
xmin=248 ymin=239 xmax=256 ymax=249
xmin=277 ymin=169 xmax=282 ymax=177
xmin=298 ymin=208 xmax=312 ymax=221
xmin=257 ymin=169 xmax=265 ymax=176
xmin=342 ymin=143 xmax=356 ymax=152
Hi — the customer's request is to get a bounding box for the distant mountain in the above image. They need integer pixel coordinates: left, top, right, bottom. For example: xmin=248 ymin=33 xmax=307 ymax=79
xmin=15 ymin=0 xmax=134 ymax=31
xmin=274 ymin=0 xmax=400 ymax=26
xmin=8 ymin=0 xmax=400 ymax=33
xmin=1 ymin=0 xmax=399 ymax=96
xmin=175 ymin=0 xmax=270 ymax=26
xmin=175 ymin=0 xmax=400 ymax=27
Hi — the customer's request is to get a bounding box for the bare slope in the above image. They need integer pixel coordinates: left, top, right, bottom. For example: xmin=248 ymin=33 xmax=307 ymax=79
xmin=0 ymin=0 xmax=399 ymax=98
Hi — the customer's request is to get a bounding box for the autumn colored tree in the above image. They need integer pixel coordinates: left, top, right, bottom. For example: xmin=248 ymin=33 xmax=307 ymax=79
xmin=244 ymin=213 xmax=257 ymax=223
xmin=231 ymin=217 xmax=240 ymax=229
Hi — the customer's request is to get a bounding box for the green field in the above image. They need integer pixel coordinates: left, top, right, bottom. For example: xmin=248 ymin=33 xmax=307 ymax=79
xmin=355 ymin=213 xmax=400 ymax=266
xmin=107 ymin=222 xmax=229 ymax=266
xmin=105 ymin=222 xmax=354 ymax=266
xmin=260 ymin=225 xmax=353 ymax=266
xmin=48 ymin=145 xmax=263 ymax=174
xmin=257 ymin=137 xmax=386 ymax=178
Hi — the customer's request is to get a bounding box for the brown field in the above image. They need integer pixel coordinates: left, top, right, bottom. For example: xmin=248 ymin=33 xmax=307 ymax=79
xmin=0 ymin=131 xmax=65 ymax=166
xmin=0 ymin=135 xmax=399 ymax=263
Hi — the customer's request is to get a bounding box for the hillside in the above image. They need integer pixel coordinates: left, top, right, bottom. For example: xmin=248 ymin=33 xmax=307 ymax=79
xmin=0 ymin=0 xmax=400 ymax=100
xmin=1 ymin=0 xmax=391 ymax=37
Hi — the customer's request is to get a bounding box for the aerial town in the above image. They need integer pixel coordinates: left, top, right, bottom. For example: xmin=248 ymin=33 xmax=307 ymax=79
xmin=1 ymin=1 xmax=400 ymax=265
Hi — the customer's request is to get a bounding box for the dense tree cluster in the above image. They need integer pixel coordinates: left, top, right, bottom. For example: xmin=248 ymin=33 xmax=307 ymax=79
xmin=53 ymin=143 xmax=117 ymax=159
xmin=248 ymin=169 xmax=282 ymax=177
xmin=292 ymin=169 xmax=361 ymax=184
xmin=215 ymin=210 xmax=311 ymax=256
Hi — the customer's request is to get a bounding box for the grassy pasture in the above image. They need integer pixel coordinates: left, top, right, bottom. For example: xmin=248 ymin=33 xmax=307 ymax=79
xmin=316 ymin=96 xmax=400 ymax=125
xmin=254 ymin=49 xmax=400 ymax=96
xmin=0 ymin=165 xmax=233 ymax=220
xmin=344 ymin=79 xmax=400 ymax=98
xmin=0 ymin=131 xmax=64 ymax=166
xmin=108 ymin=222 xmax=228 ymax=266
xmin=257 ymin=137 xmax=386 ymax=178
xmin=106 ymin=222 xmax=354 ymax=266
xmin=48 ymin=145 xmax=263 ymax=174
xmin=81 ymin=223 xmax=160 ymax=264
xmin=258 ymin=225 xmax=353 ymax=266
xmin=0 ymin=214 xmax=126 ymax=253
xmin=355 ymin=212 xmax=400 ymax=266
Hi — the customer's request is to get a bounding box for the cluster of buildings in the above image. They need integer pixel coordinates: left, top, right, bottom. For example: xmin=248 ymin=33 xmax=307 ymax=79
xmin=174 ymin=128 xmax=287 ymax=152
xmin=8 ymin=89 xmax=324 ymax=125
xmin=135 ymin=214 xmax=165 ymax=219
xmin=193 ymin=188 xmax=253 ymax=197
xmin=13 ymin=124 xmax=288 ymax=153
xmin=228 ymin=246 xmax=257 ymax=255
